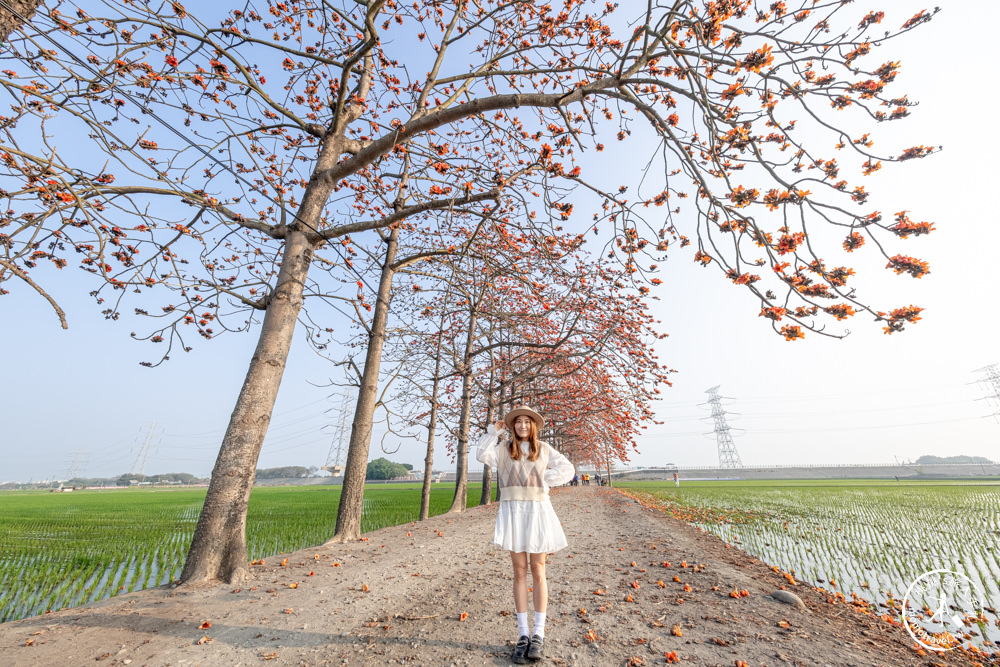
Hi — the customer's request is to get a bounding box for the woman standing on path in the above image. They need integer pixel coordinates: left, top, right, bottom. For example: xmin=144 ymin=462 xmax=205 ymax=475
xmin=475 ymin=406 xmax=575 ymax=664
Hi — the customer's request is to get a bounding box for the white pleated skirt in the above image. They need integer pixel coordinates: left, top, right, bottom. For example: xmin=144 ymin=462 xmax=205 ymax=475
xmin=492 ymin=499 xmax=568 ymax=554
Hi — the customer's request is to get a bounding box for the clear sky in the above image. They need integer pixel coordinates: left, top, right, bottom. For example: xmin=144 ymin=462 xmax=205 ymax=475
xmin=2 ymin=2 xmax=998 ymax=483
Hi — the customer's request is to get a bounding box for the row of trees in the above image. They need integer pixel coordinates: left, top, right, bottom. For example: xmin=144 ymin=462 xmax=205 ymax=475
xmin=1 ymin=0 xmax=938 ymax=583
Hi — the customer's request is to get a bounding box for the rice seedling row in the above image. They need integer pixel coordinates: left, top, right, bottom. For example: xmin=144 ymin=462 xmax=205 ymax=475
xmin=620 ymin=481 xmax=1000 ymax=651
xmin=0 ymin=483 xmax=494 ymax=623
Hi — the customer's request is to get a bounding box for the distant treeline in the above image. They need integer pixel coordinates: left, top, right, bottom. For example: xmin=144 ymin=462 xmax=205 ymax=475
xmin=914 ymin=455 xmax=995 ymax=464
xmin=0 ymin=472 xmax=208 ymax=489
xmin=255 ymin=466 xmax=322 ymax=479
xmin=1 ymin=467 xmax=329 ymax=490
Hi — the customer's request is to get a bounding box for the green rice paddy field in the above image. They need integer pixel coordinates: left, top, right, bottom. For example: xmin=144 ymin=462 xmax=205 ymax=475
xmin=3 ymin=479 xmax=999 ymax=649
xmin=0 ymin=483 xmax=496 ymax=624
xmin=619 ymin=480 xmax=1000 ymax=649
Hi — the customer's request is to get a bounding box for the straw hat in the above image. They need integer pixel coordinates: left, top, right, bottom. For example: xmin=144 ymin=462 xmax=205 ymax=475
xmin=504 ymin=405 xmax=545 ymax=432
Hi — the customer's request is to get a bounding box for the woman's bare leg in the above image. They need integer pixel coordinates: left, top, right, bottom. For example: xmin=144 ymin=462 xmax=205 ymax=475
xmin=510 ymin=551 xmax=529 ymax=613
xmin=528 ymin=552 xmax=547 ymax=613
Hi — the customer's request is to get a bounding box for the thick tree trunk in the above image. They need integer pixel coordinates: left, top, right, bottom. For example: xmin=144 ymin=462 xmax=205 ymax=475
xmin=478 ymin=377 xmax=497 ymax=506
xmin=479 ymin=464 xmax=492 ymax=505
xmin=331 ymin=226 xmax=399 ymax=541
xmin=419 ymin=328 xmax=445 ymax=521
xmin=418 ymin=405 xmax=438 ymax=520
xmin=180 ymin=230 xmax=313 ymax=584
xmin=0 ymin=0 xmax=44 ymax=42
xmin=448 ymin=368 xmax=474 ymax=513
xmin=448 ymin=312 xmax=478 ymax=513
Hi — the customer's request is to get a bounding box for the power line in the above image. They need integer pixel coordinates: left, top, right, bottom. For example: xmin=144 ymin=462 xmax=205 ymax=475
xmin=637 ymin=412 xmax=993 ymax=441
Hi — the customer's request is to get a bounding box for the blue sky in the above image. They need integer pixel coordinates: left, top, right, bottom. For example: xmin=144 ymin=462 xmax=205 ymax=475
xmin=2 ymin=2 xmax=998 ymax=483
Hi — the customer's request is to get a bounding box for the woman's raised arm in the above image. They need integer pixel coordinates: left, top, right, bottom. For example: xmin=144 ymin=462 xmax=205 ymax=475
xmin=475 ymin=422 xmax=504 ymax=468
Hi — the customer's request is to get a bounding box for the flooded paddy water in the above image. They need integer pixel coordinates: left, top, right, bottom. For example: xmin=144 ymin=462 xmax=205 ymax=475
xmin=620 ymin=480 xmax=1000 ymax=652
xmin=0 ymin=483 xmax=492 ymax=623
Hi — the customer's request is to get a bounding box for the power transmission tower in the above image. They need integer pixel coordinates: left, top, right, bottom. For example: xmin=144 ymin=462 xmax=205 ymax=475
xmin=323 ymin=390 xmax=355 ymax=475
xmin=129 ymin=422 xmax=162 ymax=482
xmin=973 ymin=363 xmax=1000 ymax=421
xmin=64 ymin=449 xmax=90 ymax=482
xmin=705 ymin=386 xmax=743 ymax=468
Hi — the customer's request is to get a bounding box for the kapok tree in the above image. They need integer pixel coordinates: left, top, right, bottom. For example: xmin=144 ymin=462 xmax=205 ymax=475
xmin=321 ymin=197 xmax=511 ymax=533
xmin=2 ymin=1 xmax=937 ymax=583
xmin=378 ymin=224 xmax=620 ymax=510
xmin=403 ymin=240 xmax=590 ymax=513
xmin=485 ymin=271 xmax=670 ymax=468
xmin=426 ymin=249 xmax=670 ymax=507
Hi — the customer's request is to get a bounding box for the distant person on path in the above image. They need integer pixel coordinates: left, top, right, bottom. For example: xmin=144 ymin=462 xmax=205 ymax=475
xmin=673 ymin=472 xmax=679 ymax=487
xmin=476 ymin=406 xmax=575 ymax=664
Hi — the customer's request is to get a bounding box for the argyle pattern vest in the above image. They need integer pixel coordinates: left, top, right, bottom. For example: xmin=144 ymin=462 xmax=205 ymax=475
xmin=498 ymin=441 xmax=550 ymax=502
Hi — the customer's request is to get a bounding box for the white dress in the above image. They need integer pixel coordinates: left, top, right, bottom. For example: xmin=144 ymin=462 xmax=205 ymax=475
xmin=476 ymin=425 xmax=576 ymax=553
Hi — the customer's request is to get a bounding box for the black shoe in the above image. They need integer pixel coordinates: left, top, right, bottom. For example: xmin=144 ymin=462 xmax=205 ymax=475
xmin=527 ymin=634 xmax=544 ymax=661
xmin=512 ymin=635 xmax=531 ymax=664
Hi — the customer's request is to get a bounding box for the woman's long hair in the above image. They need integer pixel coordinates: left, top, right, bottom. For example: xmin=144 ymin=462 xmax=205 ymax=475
xmin=507 ymin=419 xmax=541 ymax=462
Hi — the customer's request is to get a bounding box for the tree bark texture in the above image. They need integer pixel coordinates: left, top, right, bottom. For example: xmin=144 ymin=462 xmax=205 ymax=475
xmin=479 ymin=464 xmax=492 ymax=505
xmin=479 ymin=383 xmax=497 ymax=506
xmin=419 ymin=327 xmax=445 ymax=521
xmin=180 ymin=230 xmax=313 ymax=583
xmin=332 ymin=226 xmax=400 ymax=541
xmin=0 ymin=0 xmax=44 ymax=42
xmin=448 ymin=311 xmax=478 ymax=513
xmin=419 ymin=406 xmax=437 ymax=520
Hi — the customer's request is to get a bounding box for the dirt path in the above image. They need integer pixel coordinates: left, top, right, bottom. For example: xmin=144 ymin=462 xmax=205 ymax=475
xmin=0 ymin=487 xmax=987 ymax=666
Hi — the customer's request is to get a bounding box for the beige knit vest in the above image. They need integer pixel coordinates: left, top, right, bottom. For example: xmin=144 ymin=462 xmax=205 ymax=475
xmin=498 ymin=441 xmax=550 ymax=502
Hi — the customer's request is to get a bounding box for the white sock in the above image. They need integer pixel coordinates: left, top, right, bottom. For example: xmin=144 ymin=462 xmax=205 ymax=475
xmin=516 ymin=611 xmax=529 ymax=637
xmin=533 ymin=611 xmax=546 ymax=638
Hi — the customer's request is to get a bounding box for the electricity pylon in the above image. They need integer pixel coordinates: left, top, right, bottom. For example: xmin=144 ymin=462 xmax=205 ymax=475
xmin=129 ymin=422 xmax=162 ymax=482
xmin=323 ymin=390 xmax=355 ymax=474
xmin=705 ymin=386 xmax=743 ymax=468
xmin=973 ymin=363 xmax=1000 ymax=421
xmin=64 ymin=449 xmax=90 ymax=482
